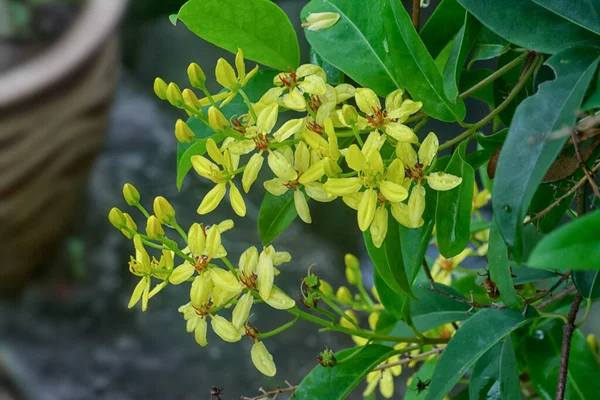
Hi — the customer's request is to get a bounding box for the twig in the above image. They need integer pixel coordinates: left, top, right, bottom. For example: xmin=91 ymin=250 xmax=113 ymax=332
xmin=556 ymin=293 xmax=583 ymax=400
xmin=526 ymin=161 xmax=600 ymax=225
xmin=412 ymin=0 xmax=420 ymax=31
xmin=242 ymin=381 xmax=297 ymax=400
xmin=373 ymin=346 xmax=445 ymax=371
xmin=420 ymin=284 xmax=506 ymax=311
xmin=535 ymin=286 xmax=577 ymax=310
xmin=422 ymin=259 xmax=434 ymax=284
xmin=523 ymin=273 xmax=571 ymax=305
xmin=570 ymin=129 xmax=600 ymax=198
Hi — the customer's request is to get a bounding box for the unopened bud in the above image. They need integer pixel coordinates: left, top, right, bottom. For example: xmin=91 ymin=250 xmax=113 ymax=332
xmin=182 ymin=89 xmax=200 ymax=111
xmin=108 ymin=207 xmax=126 ymax=229
xmin=123 ymin=183 xmax=140 ymax=206
xmin=187 ymin=62 xmax=206 ymax=89
xmin=166 ymin=82 xmax=184 ymax=108
xmin=121 ymin=213 xmax=137 ymax=238
xmin=317 ymin=348 xmax=337 ymax=368
xmin=153 ymin=196 xmax=176 ymax=224
xmin=336 ymin=286 xmax=353 ymax=305
xmin=208 ymin=106 xmax=229 ymax=132
xmin=319 ymin=279 xmax=334 ymax=297
xmin=339 ymin=309 xmax=358 ymax=329
xmin=175 ymin=119 xmax=195 ymax=143
xmin=153 ymin=77 xmax=168 ymax=100
xmin=344 ymin=253 xmax=361 ymax=285
xmin=146 ymin=215 xmax=164 ymax=239
xmin=304 ymin=12 xmax=340 ymax=31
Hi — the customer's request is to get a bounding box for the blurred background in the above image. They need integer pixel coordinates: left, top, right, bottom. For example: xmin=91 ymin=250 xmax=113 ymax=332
xmin=1 ymin=1 xmax=592 ymax=399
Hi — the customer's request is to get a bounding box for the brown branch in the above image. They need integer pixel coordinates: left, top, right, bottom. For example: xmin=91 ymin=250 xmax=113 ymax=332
xmin=570 ymin=129 xmax=600 ymax=198
xmin=241 ymin=381 xmax=297 ymax=400
xmin=373 ymin=346 xmax=445 ymax=371
xmin=422 ymin=259 xmax=434 ymax=283
xmin=536 ymin=286 xmax=577 ymax=310
xmin=526 ymin=161 xmax=600 ymax=226
xmin=412 ymin=0 xmax=420 ymax=31
xmin=556 ymin=293 xmax=583 ymax=400
xmin=523 ymin=272 xmax=571 ymax=306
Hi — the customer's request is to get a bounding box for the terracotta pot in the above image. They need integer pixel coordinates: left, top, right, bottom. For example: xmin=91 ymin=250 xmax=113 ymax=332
xmin=0 ymin=0 xmax=127 ymax=293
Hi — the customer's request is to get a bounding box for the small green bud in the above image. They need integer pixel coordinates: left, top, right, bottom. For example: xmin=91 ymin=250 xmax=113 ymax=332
xmin=121 ymin=213 xmax=137 ymax=239
xmin=344 ymin=253 xmax=361 ymax=285
xmin=153 ymin=196 xmax=176 ymax=225
xmin=108 ymin=207 xmax=126 ymax=229
xmin=146 ymin=215 xmax=164 ymax=239
xmin=304 ymin=273 xmax=320 ymax=290
xmin=153 ymin=77 xmax=168 ymax=100
xmin=166 ymin=82 xmax=184 ymax=108
xmin=123 ymin=183 xmax=140 ymax=206
xmin=187 ymin=62 xmax=207 ymax=89
xmin=175 ymin=119 xmax=195 ymax=143
xmin=317 ymin=348 xmax=336 ymax=368
xmin=318 ymin=279 xmax=334 ymax=297
xmin=336 ymin=286 xmax=353 ymax=305
xmin=208 ymin=106 xmax=229 ymax=132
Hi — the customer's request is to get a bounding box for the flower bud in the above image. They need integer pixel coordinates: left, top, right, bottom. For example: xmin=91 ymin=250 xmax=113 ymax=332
xmin=108 ymin=207 xmax=126 ymax=229
xmin=211 ymin=315 xmax=242 ymax=343
xmin=121 ymin=213 xmax=137 ymax=238
xmin=339 ymin=309 xmax=358 ymax=329
xmin=195 ymin=317 xmax=208 ymax=346
xmin=587 ymin=334 xmax=599 ymax=354
xmin=174 ymin=119 xmax=195 ymax=143
xmin=304 ymin=11 xmax=340 ymax=31
xmin=153 ymin=77 xmax=168 ymax=100
xmin=217 ymin=219 xmax=234 ymax=232
xmin=182 ymin=89 xmax=200 ymax=110
xmin=123 ymin=183 xmax=140 ymax=206
xmin=336 ymin=286 xmax=353 ymax=304
xmin=187 ymin=62 xmax=206 ymax=89
xmin=344 ymin=254 xmax=362 ymax=285
xmin=166 ymin=82 xmax=185 ymax=108
xmin=208 ymin=106 xmax=229 ymax=132
xmin=251 ymin=341 xmax=277 ymax=377
xmin=318 ymin=279 xmax=334 ymax=297
xmin=232 ymin=292 xmax=253 ymax=328
xmin=341 ymin=104 xmax=359 ymax=126
xmin=368 ymin=312 xmax=379 ymax=330
xmin=146 ymin=215 xmax=164 ymax=239
xmin=215 ymin=58 xmax=238 ymax=89
xmin=153 ymin=196 xmax=176 ymax=225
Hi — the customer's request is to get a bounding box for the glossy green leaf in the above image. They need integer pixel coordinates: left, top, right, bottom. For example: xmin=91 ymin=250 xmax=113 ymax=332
xmin=471 ymin=219 xmax=491 ymax=233
xmin=403 ymin=358 xmax=438 ymax=400
xmin=573 ymin=270 xmax=600 ymax=299
xmin=470 ymin=338 xmax=522 ymax=400
xmin=522 ymin=320 xmax=600 ymax=400
xmin=476 ymin=129 xmax=507 ymax=153
xmin=459 ymin=68 xmax=495 ymax=107
xmin=492 ymin=51 xmax=535 ymax=127
xmin=425 ymin=308 xmax=532 ymax=400
xmin=177 ymin=0 xmax=299 ymax=70
xmin=310 ymin=47 xmax=344 ymax=85
xmin=365 ymin=217 xmax=415 ymax=298
xmin=465 ymin=149 xmax=493 ymax=170
xmin=258 ymin=191 xmax=297 ymax=246
xmin=457 ymin=0 xmax=600 ymax=54
xmin=467 ymin=28 xmax=510 ymax=69
xmin=582 ymin=68 xmax=600 ymax=111
xmin=488 ymin=218 xmax=521 ymax=308
xmin=511 ymin=264 xmax=555 ymax=285
xmin=420 ymin=0 xmax=466 ymax=59
xmin=436 ymin=141 xmax=474 ymax=258
xmin=529 ymin=180 xmax=576 ymax=233
xmin=374 ymin=269 xmax=411 ymax=322
xmin=294 ymin=344 xmax=395 ymax=400
xmin=492 ymin=47 xmax=600 ymax=259
xmin=528 ymin=210 xmax=600 ymax=271
xmin=532 ymin=0 xmax=600 ymax=35
xmin=443 ymin=13 xmax=481 ymax=100
xmin=302 ymin=0 xmax=466 ymax=121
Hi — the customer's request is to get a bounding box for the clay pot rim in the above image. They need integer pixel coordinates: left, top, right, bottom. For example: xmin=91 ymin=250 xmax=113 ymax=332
xmin=0 ymin=0 xmax=128 ymax=107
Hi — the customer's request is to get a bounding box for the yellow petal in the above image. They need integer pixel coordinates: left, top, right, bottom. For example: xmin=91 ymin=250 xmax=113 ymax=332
xmin=251 ymin=341 xmax=277 ymax=377
xmin=305 ymin=11 xmax=340 ymax=31
xmin=273 ymin=118 xmax=304 ymax=142
xmin=370 ymin=206 xmax=389 ymax=248
xmin=205 ymin=225 xmax=222 ymax=259
xmin=385 ymin=88 xmax=404 ymax=111
xmin=418 ymin=132 xmax=439 ymax=168
xmin=385 ymin=123 xmax=419 ymax=143
xmin=342 ymin=192 xmax=363 ymax=210
xmin=191 ymin=155 xmax=220 ymax=181
xmin=188 ymin=223 xmax=206 ymax=256
xmin=323 ymin=177 xmax=362 ymax=196
xmin=268 ymin=151 xmax=298 ymax=181
xmin=282 ymin=87 xmax=306 ymax=110
xmin=211 ymin=315 xmax=242 ymax=343
xmin=128 ymin=278 xmax=147 ymax=309
xmin=229 ymin=182 xmax=247 ymax=217
xmin=257 ymin=250 xmax=275 ymax=300
xmin=345 ymin=144 xmax=368 ymax=172
xmin=242 ymin=153 xmax=264 ymax=192
xmin=298 ymin=75 xmax=327 ymax=95
xmin=396 ymin=142 xmax=418 ymax=166
xmin=379 ymin=180 xmax=409 ymax=202
xmin=354 ymin=88 xmax=380 ymax=115
xmin=191 ymin=273 xmax=213 ymax=307
xmin=169 ymin=263 xmax=195 ymax=284
xmin=232 ymin=292 xmax=253 ymax=329
xmin=298 ymin=161 xmax=325 ymax=184
xmin=197 ymin=183 xmax=227 ymax=214
xmin=426 ymin=172 xmax=463 ymax=191
xmin=264 ymin=287 xmax=296 ymax=310
xmin=194 ymin=318 xmax=208 ymax=346
xmin=215 ymin=58 xmax=237 ymax=89
xmin=294 ymin=189 xmax=312 ymax=224
xmin=408 ymin=184 xmax=426 ymax=228
xmin=206 ymin=138 xmax=225 ymax=166
xmin=263 ymin=178 xmax=290 ymax=196
xmin=358 ymin=189 xmax=378 ymax=231
xmin=305 ymin=182 xmax=335 ymax=202
xmin=257 ymin=103 xmax=279 ymax=133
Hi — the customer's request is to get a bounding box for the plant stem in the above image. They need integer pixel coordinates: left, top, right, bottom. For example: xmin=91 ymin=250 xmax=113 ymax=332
xmin=440 ymin=54 xmax=541 ymax=152
xmin=221 ymin=256 xmax=238 ymax=277
xmin=459 ymin=51 xmax=531 ymax=99
xmin=200 ymin=88 xmax=219 ymax=109
xmin=352 ymin=125 xmax=364 ymax=146
xmin=413 ymin=116 xmax=429 ymax=133
xmin=412 ymin=0 xmax=420 ymax=31
xmin=172 ymin=221 xmax=188 ymax=242
xmin=373 ymin=346 xmax=446 ymax=371
xmin=135 ymin=204 xmax=151 ymax=219
xmin=239 ymin=88 xmax=258 ymax=122
xmin=320 ymin=296 xmax=360 ymax=329
xmin=556 ymin=293 xmax=583 ymax=400
xmin=257 ymin=316 xmax=299 ymax=339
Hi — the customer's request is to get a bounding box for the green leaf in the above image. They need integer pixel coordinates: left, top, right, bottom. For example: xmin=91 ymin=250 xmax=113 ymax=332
xmin=435 ymin=141 xmax=475 ymax=258
xmin=582 ymin=67 xmax=600 ymax=111
xmin=425 ymin=308 xmax=532 ymax=400
xmin=402 ymin=358 xmax=438 ymax=400
xmin=488 ymin=218 xmax=521 ymax=308
xmin=257 ymin=191 xmax=297 ymax=246
xmin=573 ymin=270 xmax=600 ymax=299
xmin=511 ymin=264 xmax=556 ymax=285
xmin=302 ymin=0 xmax=466 ymax=121
xmin=365 ymin=217 xmax=415 ymax=298
xmin=177 ymin=0 xmax=299 ymax=70
xmin=528 ymin=210 xmax=600 ymax=271
xmin=294 ymin=344 xmax=395 ymax=400
xmin=470 ymin=338 xmax=522 ymax=400
xmin=529 ymin=180 xmax=576 ymax=233
xmin=492 ymin=51 xmax=535 ymax=127
xmin=467 ymin=28 xmax=510 ymax=69
xmin=522 ymin=320 xmax=600 ymax=400
xmin=420 ymin=0 xmax=466 ymax=60
xmin=532 ymin=0 xmax=600 ymax=35
xmin=310 ymin=47 xmax=344 ymax=85
xmin=470 ymin=219 xmax=491 ymax=233
xmin=476 ymin=129 xmax=507 ymax=153
xmin=374 ymin=269 xmax=412 ymax=322
xmin=459 ymin=68 xmax=495 ymax=107
xmin=443 ymin=13 xmax=481 ymax=100
xmin=492 ymin=47 xmax=600 ymax=259
xmin=457 ymin=0 xmax=600 ymax=54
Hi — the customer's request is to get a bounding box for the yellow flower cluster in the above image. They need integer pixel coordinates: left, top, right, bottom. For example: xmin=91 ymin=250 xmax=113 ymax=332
xmin=109 ymin=185 xmax=294 ymax=377
xmin=154 ymin=49 xmax=462 ymax=248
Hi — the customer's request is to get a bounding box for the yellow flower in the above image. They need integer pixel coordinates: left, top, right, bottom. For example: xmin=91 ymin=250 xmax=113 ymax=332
xmin=431 ymin=247 xmax=473 ymax=285
xmin=472 ymin=182 xmax=491 ymax=211
xmin=192 ymin=139 xmax=246 ymax=216
xmin=273 ymin=64 xmax=327 ymax=111
xmin=127 ymin=235 xmax=153 ymax=311
xmin=215 ymin=48 xmax=259 ymax=106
